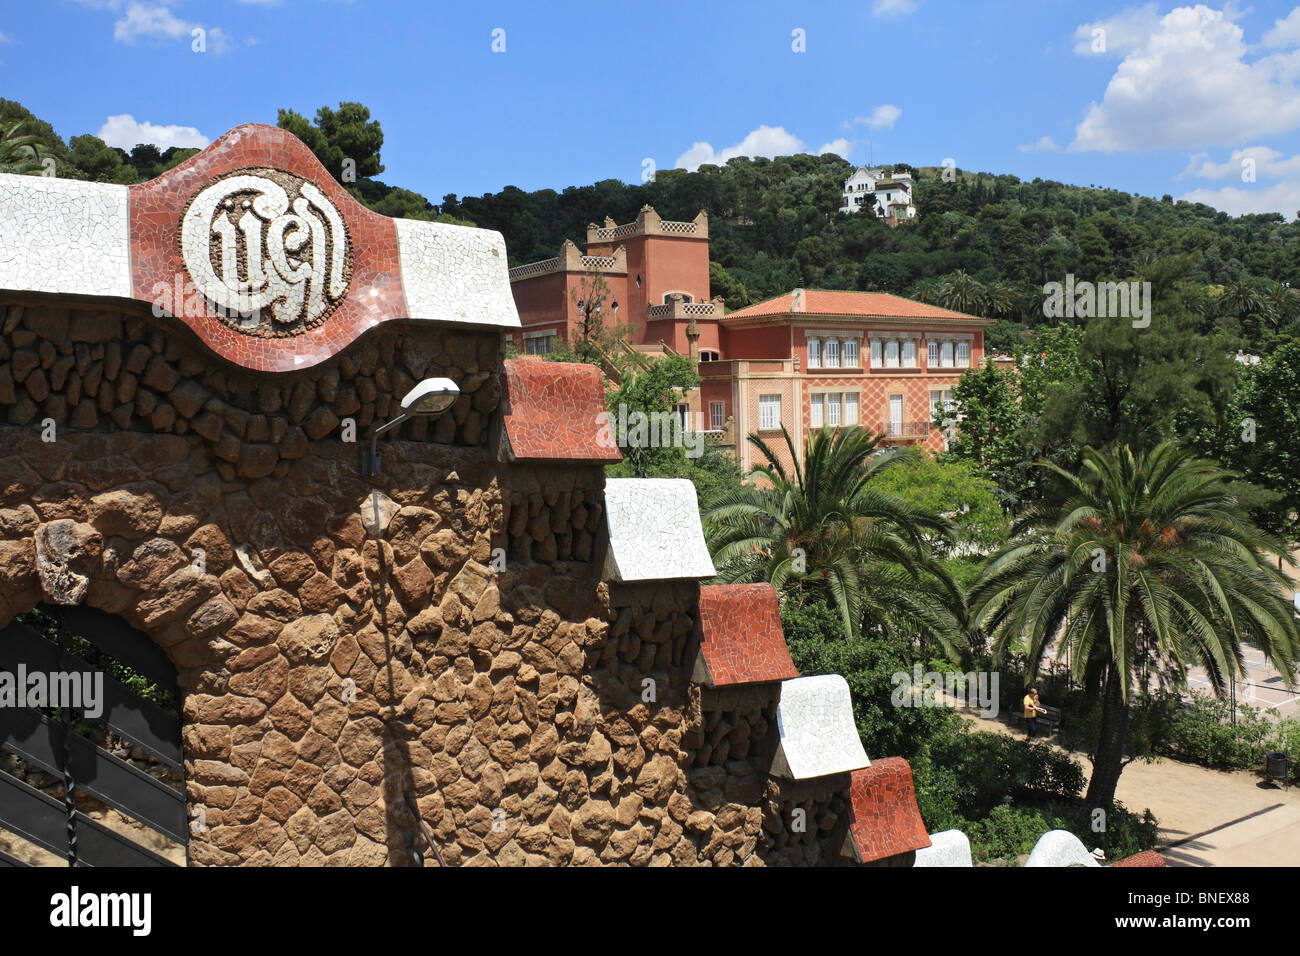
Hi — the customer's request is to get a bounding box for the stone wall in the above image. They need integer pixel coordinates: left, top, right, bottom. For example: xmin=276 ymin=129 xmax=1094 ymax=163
xmin=0 ymin=296 xmax=878 ymax=866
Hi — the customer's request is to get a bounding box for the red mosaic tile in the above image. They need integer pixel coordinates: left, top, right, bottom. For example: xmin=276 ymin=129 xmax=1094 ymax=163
xmin=1110 ymin=850 xmax=1166 ymax=867
xmin=127 ymin=123 xmax=406 ymax=373
xmin=499 ymin=358 xmax=621 ymax=462
xmin=694 ymin=583 xmax=799 ymax=686
xmin=845 ymin=757 xmax=931 ymax=863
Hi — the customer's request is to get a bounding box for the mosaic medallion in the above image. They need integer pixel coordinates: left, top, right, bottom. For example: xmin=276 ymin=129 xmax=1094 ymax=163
xmin=179 ymin=167 xmax=352 ymax=336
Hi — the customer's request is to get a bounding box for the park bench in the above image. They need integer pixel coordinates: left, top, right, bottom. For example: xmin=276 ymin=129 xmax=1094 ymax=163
xmin=1036 ymin=705 xmax=1062 ymax=737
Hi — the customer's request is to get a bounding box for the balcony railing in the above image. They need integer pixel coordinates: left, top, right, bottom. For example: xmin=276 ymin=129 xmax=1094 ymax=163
xmin=647 ymin=298 xmax=718 ymax=320
xmin=871 ymin=421 xmax=932 ymax=439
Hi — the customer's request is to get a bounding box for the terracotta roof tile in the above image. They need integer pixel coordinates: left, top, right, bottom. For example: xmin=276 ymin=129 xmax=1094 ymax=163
xmin=844 ymin=757 xmax=932 ymax=863
xmin=693 ymin=583 xmax=799 ymax=686
xmin=1110 ymin=850 xmax=1167 ymax=868
xmin=500 ymin=359 xmax=622 ymax=462
xmin=723 ymin=289 xmax=988 ymax=323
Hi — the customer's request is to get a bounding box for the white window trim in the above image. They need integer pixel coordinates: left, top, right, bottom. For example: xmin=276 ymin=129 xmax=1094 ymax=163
xmin=843 ymin=339 xmax=860 ymax=368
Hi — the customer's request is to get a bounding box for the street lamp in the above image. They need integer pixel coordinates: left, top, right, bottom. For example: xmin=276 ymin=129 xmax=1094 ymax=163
xmin=359 ymin=377 xmax=459 ymax=477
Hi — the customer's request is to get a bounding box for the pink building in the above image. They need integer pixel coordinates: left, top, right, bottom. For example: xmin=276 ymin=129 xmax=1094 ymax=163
xmin=508 ymin=212 xmax=992 ymax=472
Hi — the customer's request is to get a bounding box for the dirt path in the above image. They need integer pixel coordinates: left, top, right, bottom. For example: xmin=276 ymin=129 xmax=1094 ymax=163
xmin=961 ymin=710 xmax=1300 ymax=867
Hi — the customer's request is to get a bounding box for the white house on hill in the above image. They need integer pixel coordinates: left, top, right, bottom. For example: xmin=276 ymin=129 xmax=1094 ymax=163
xmin=840 ymin=167 xmax=917 ymax=224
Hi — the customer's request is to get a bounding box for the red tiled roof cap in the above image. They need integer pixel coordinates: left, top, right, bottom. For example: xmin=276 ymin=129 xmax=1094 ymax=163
xmin=844 ymin=757 xmax=932 ymax=863
xmin=499 ymin=359 xmax=621 ymax=462
xmin=693 ymin=583 xmax=799 ymax=687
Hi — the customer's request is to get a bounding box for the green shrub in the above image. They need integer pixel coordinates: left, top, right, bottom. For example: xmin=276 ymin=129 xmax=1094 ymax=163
xmin=782 ymin=600 xmax=965 ymax=761
xmin=969 ymin=804 xmax=1061 ymax=863
xmin=1165 ymin=694 xmax=1273 ymax=770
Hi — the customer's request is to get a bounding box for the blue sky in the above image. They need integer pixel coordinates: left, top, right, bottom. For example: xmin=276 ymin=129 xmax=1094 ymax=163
xmin=2 ymin=1 xmax=1300 ymax=217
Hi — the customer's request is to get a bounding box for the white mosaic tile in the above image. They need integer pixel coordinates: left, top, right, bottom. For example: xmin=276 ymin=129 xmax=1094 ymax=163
xmin=602 ymin=478 xmax=716 ymax=582
xmin=1024 ymin=829 xmax=1102 ymax=867
xmin=771 ymin=674 xmax=870 ymax=780
xmin=394 ymin=218 xmax=520 ymax=328
xmin=0 ymin=174 xmax=131 ymax=298
xmin=913 ymin=829 xmax=973 ymax=867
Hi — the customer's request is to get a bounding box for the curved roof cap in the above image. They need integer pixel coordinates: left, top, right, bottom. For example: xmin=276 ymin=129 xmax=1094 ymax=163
xmin=499 ymin=359 xmax=622 ymax=463
xmin=692 ymin=583 xmax=798 ymax=687
xmin=602 ymin=478 xmax=715 ymax=583
xmin=842 ymin=757 xmax=931 ymax=863
xmin=771 ymin=674 xmax=870 ymax=780
xmin=0 ymin=124 xmax=519 ymax=372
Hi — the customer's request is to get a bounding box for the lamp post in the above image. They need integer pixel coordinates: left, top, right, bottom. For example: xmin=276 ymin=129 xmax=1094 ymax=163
xmin=359 ymin=377 xmax=460 ymax=477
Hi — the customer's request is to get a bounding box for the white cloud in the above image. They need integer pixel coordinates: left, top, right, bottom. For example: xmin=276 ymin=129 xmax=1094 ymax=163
xmin=871 ymin=0 xmax=920 ymax=18
xmin=1178 ymin=181 xmax=1300 ymax=218
xmin=1069 ymin=5 xmax=1300 ymax=152
xmin=1073 ymin=4 xmax=1161 ymax=56
xmin=113 ymin=2 xmax=190 ymax=42
xmin=675 ymin=125 xmax=807 ymax=171
xmin=1180 ymin=145 xmax=1300 ymax=180
xmin=851 ymin=105 xmax=902 ymax=130
xmin=97 ymin=114 xmax=209 ymax=151
xmin=0 ymin=31 xmax=12 ymax=44
xmin=818 ymin=138 xmax=852 ymax=158
xmin=73 ymin=1 xmax=234 ymax=54
xmin=1018 ymin=135 xmax=1060 ymax=153
xmin=1263 ymin=7 xmax=1300 ymax=48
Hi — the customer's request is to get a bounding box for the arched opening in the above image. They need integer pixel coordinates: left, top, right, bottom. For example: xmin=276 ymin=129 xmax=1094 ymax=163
xmin=0 ymin=605 xmax=187 ymax=867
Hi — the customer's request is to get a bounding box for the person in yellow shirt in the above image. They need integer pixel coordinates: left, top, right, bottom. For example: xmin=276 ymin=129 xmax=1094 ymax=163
xmin=1023 ymin=687 xmax=1047 ymax=738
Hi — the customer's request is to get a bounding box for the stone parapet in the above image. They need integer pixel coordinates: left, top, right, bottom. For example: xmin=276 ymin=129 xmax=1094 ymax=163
xmin=0 ymin=124 xmax=518 ymax=373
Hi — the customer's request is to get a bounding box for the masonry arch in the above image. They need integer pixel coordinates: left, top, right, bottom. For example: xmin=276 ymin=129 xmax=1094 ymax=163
xmin=0 ymin=603 xmax=187 ymax=865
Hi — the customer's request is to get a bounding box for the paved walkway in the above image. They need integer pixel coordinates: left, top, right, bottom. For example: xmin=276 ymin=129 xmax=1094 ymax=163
xmin=963 ymin=711 xmax=1300 ymax=867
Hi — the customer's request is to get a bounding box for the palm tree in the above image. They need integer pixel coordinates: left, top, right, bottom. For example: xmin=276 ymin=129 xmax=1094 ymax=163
xmin=981 ymin=280 xmax=1017 ymax=320
xmin=0 ymin=120 xmax=45 ymax=174
xmin=1218 ymin=278 xmax=1274 ymax=339
xmin=934 ymin=270 xmax=986 ymax=315
xmin=1265 ymin=281 xmax=1300 ymax=329
xmin=704 ymin=424 xmax=965 ymax=650
xmin=970 ymin=442 xmax=1300 ymax=807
